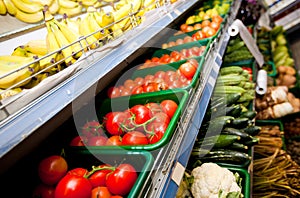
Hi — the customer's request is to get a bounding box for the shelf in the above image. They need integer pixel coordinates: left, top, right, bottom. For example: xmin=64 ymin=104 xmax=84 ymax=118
xmin=269 ymin=0 xmax=300 ymax=18
xmin=0 ymin=0 xmax=200 ymax=161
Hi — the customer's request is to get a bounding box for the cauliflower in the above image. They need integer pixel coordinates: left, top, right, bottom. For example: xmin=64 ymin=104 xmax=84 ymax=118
xmin=190 ymin=163 xmax=242 ymax=198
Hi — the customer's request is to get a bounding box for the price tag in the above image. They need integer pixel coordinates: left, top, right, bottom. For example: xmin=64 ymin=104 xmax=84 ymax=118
xmin=228 ymin=19 xmax=264 ymax=68
xmin=171 ymin=162 xmax=185 ymax=186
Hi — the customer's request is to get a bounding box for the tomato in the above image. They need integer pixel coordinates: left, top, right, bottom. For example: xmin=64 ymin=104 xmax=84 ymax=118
xmin=70 ymin=136 xmax=87 ymax=146
xmin=192 ymin=31 xmax=205 ymax=40
xmin=111 ymin=196 xmax=123 ymax=198
xmin=193 ymin=23 xmax=202 ymax=30
xmin=201 ymin=20 xmax=211 ymax=27
xmin=152 ymin=112 xmax=170 ymax=125
xmin=242 ymin=67 xmax=252 ymax=74
xmin=104 ymin=112 xmax=127 ymax=136
xmin=119 ymin=87 xmax=131 ymax=96
xmin=124 ymin=79 xmax=135 ymax=90
xmin=145 ymin=102 xmax=162 ymax=114
xmin=202 ymin=26 xmax=216 ymax=37
xmin=81 ymin=120 xmax=104 ymax=138
xmin=68 ymin=167 xmax=89 ymax=177
xmin=175 ymin=38 xmax=184 ymax=46
xmin=210 ymin=21 xmax=220 ymax=31
xmin=106 ymin=164 xmax=138 ymax=196
xmin=142 ymin=82 xmax=158 ymax=93
xmin=151 ymin=57 xmax=160 ymax=62
xmin=212 ymin=15 xmax=223 ymax=24
xmin=91 ymin=186 xmax=111 ymax=198
xmin=179 ymin=62 xmax=197 ymax=79
xmin=54 ymin=169 xmax=92 ymax=198
xmin=88 ymin=164 xmax=113 ymax=187
xmin=160 ymin=54 xmax=171 ymax=63
xmin=38 ymin=155 xmax=68 ymax=186
xmin=87 ymin=136 xmax=108 ymax=146
xmin=122 ymin=131 xmax=149 ymax=145
xmin=131 ymin=85 xmax=144 ymax=95
xmin=106 ymin=135 xmax=122 ymax=146
xmin=185 ymin=25 xmax=194 ymax=32
xmin=32 ymin=183 xmax=55 ymax=198
xmin=183 ymin=36 xmax=194 ymax=43
xmin=154 ymin=70 xmax=166 ymax=79
xmin=180 ymin=23 xmax=188 ymax=32
xmin=133 ymin=77 xmax=144 ymax=85
xmin=187 ymin=59 xmax=199 ymax=68
xmin=162 ymin=43 xmax=169 ymax=49
xmin=146 ymin=122 xmax=168 ymax=144
xmin=107 ymin=86 xmax=120 ymax=98
xmin=160 ymin=100 xmax=178 ymax=119
xmin=130 ymin=105 xmax=152 ymax=125
xmin=168 ymin=41 xmax=176 ymax=47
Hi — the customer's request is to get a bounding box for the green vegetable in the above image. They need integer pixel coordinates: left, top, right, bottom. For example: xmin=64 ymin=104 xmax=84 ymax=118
xmin=196 ymin=134 xmax=241 ymax=148
xmin=220 ymin=66 xmax=244 ymax=76
xmin=240 ymin=110 xmax=257 ymax=119
xmin=222 ymin=127 xmax=253 ymax=140
xmin=241 ymin=125 xmax=261 ymax=136
xmin=230 ymin=117 xmax=250 ymax=129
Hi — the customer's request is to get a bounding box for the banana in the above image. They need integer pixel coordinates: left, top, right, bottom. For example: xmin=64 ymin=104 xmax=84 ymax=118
xmin=113 ymin=2 xmax=131 ymax=22
xmin=24 ymin=40 xmax=48 ymax=56
xmin=11 ymin=0 xmax=43 ymax=13
xmin=110 ymin=22 xmax=123 ymax=38
xmin=3 ymin=0 xmax=17 ymax=15
xmin=11 ymin=46 xmax=28 ymax=57
xmin=86 ymin=8 xmax=109 ymax=41
xmin=50 ymin=22 xmax=77 ymax=66
xmin=130 ymin=0 xmax=142 ymax=13
xmin=58 ymin=3 xmax=82 ymax=17
xmin=62 ymin=15 xmax=80 ymax=34
xmin=48 ymin=0 xmax=59 ymax=14
xmin=0 ymin=55 xmax=38 ymax=89
xmin=144 ymin=0 xmax=155 ymax=11
xmin=81 ymin=0 xmax=98 ymax=7
xmin=15 ymin=8 xmax=43 ymax=23
xmin=58 ymin=0 xmax=79 ymax=9
xmin=0 ymin=88 xmax=23 ymax=100
xmin=93 ymin=0 xmax=104 ymax=8
xmin=22 ymin=72 xmax=49 ymax=89
xmin=0 ymin=0 xmax=7 ymax=14
xmin=96 ymin=10 xmax=114 ymax=28
xmin=78 ymin=13 xmax=100 ymax=49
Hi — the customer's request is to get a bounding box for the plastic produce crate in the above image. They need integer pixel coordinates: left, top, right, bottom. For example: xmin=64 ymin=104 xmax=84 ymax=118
xmin=64 ymin=149 xmax=154 ymax=198
xmin=71 ymin=89 xmax=189 ymax=151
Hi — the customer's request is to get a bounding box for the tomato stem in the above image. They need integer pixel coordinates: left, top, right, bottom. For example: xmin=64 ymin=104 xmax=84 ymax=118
xmin=120 ymin=116 xmax=156 ymax=133
xmin=84 ymin=165 xmax=116 ymax=178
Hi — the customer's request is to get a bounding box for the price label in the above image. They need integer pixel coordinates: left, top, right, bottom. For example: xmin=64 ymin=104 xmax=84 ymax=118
xmin=171 ymin=162 xmax=185 ymax=186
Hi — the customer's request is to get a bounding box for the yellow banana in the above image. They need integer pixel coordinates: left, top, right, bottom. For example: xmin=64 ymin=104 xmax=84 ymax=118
xmin=111 ymin=22 xmax=123 ymax=38
xmin=0 ymin=88 xmax=23 ymax=100
xmin=48 ymin=0 xmax=59 ymax=14
xmin=113 ymin=3 xmax=131 ymax=22
xmin=24 ymin=40 xmax=48 ymax=56
xmin=22 ymin=72 xmax=49 ymax=89
xmin=3 ymin=0 xmax=17 ymax=15
xmin=144 ymin=0 xmax=155 ymax=11
xmin=87 ymin=9 xmax=109 ymax=41
xmin=130 ymin=0 xmax=142 ymax=13
xmin=96 ymin=10 xmax=114 ymax=28
xmin=62 ymin=16 xmax=80 ymax=34
xmin=93 ymin=0 xmax=104 ymax=8
xmin=11 ymin=0 xmax=43 ymax=13
xmin=114 ymin=0 xmax=127 ymax=10
xmin=50 ymin=22 xmax=77 ymax=66
xmin=11 ymin=46 xmax=28 ymax=57
xmin=81 ymin=0 xmax=97 ymax=7
xmin=15 ymin=8 xmax=44 ymax=23
xmin=58 ymin=3 xmax=82 ymax=17
xmin=78 ymin=14 xmax=100 ymax=49
xmin=58 ymin=0 xmax=79 ymax=9
xmin=0 ymin=0 xmax=7 ymax=14
xmin=0 ymin=55 xmax=38 ymax=89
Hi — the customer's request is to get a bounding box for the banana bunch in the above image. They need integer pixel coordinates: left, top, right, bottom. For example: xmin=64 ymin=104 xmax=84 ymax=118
xmin=0 ymin=55 xmax=40 ymax=89
xmin=0 ymin=87 xmax=23 ymax=100
xmin=57 ymin=0 xmax=83 ymax=17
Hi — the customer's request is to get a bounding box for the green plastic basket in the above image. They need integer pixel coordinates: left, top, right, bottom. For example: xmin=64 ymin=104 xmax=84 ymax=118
xmin=64 ymin=149 xmax=154 ymax=198
xmin=71 ymin=89 xmax=189 ymax=151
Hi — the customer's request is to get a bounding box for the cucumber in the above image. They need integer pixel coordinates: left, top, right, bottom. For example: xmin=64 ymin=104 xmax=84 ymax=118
xmin=230 ymin=117 xmax=250 ymax=129
xmin=210 ymin=93 xmax=242 ymax=108
xmin=243 ymin=136 xmax=260 ymax=146
xmin=211 ymin=105 xmax=236 ymax=117
xmin=191 ymin=149 xmax=251 ymax=165
xmin=222 ymin=127 xmax=253 ymax=140
xmin=228 ymin=142 xmax=249 ymax=152
xmin=219 ymin=66 xmax=243 ymax=76
xmin=240 ymin=110 xmax=257 ymax=120
xmin=204 ymin=116 xmax=235 ymax=134
xmin=241 ymin=125 xmax=261 ymax=136
xmin=196 ymin=134 xmax=241 ymax=148
xmin=228 ymin=104 xmax=243 ymax=118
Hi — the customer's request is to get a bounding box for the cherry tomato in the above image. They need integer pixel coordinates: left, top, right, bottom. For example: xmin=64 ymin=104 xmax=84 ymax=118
xmin=87 ymin=136 xmax=108 ymax=146
xmin=106 ymin=164 xmax=138 ymax=196
xmin=134 ymin=77 xmax=144 ymax=85
xmin=192 ymin=31 xmax=205 ymax=40
xmin=68 ymin=167 xmax=89 ymax=177
xmin=81 ymin=120 xmax=104 ymax=138
xmin=152 ymin=112 xmax=170 ymax=125
xmin=32 ymin=183 xmax=55 ymax=198
xmin=111 ymin=196 xmax=123 ymax=198
xmin=122 ymin=131 xmax=149 ymax=145
xmin=145 ymin=102 xmax=162 ymax=114
xmin=142 ymin=82 xmax=158 ymax=93
xmin=179 ymin=62 xmax=197 ymax=79
xmin=131 ymin=85 xmax=144 ymax=95
xmin=201 ymin=20 xmax=211 ymax=27
xmin=212 ymin=15 xmax=223 ymax=24
xmin=185 ymin=25 xmax=194 ymax=32
xmin=193 ymin=23 xmax=202 ymax=30
xmin=106 ymin=135 xmax=122 ymax=146
xmin=89 ymin=164 xmax=113 ymax=187
xmin=203 ymin=26 xmax=216 ymax=37
xmin=91 ymin=186 xmax=111 ymax=198
xmin=104 ymin=112 xmax=127 ymax=136
xmin=107 ymin=87 xmax=120 ymax=98
xmin=210 ymin=21 xmax=220 ymax=31
xmin=160 ymin=100 xmax=178 ymax=119
xmin=70 ymin=136 xmax=87 ymax=146
xmin=146 ymin=122 xmax=168 ymax=144
xmin=180 ymin=23 xmax=188 ymax=32
xmin=38 ymin=155 xmax=68 ymax=186
xmin=130 ymin=105 xmax=152 ymax=125
xmin=54 ymin=169 xmax=92 ymax=198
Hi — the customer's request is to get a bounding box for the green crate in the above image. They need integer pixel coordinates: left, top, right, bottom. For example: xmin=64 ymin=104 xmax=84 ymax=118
xmin=132 ymin=56 xmax=204 ymax=91
xmin=64 ymin=149 xmax=154 ymax=198
xmin=262 ymin=61 xmax=277 ymax=77
xmin=156 ymin=38 xmax=212 ymax=59
xmin=72 ymin=89 xmax=189 ymax=151
xmin=255 ymin=119 xmax=286 ymax=150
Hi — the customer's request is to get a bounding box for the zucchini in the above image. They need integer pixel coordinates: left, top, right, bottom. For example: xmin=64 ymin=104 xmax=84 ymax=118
xmin=222 ymin=127 xmax=253 ymax=140
xmin=192 ymin=149 xmax=251 ymax=165
xmin=196 ymin=134 xmax=241 ymax=148
xmin=240 ymin=110 xmax=257 ymax=120
xmin=241 ymin=125 xmax=261 ymax=136
xmin=228 ymin=104 xmax=243 ymax=118
xmin=228 ymin=142 xmax=249 ymax=152
xmin=204 ymin=116 xmax=235 ymax=134
xmin=243 ymin=136 xmax=260 ymax=146
xmin=230 ymin=117 xmax=250 ymax=129
xmin=214 ymin=86 xmax=246 ymax=96
xmin=220 ymin=66 xmax=244 ymax=76
xmin=210 ymin=93 xmax=242 ymax=108
xmin=211 ymin=105 xmax=236 ymax=117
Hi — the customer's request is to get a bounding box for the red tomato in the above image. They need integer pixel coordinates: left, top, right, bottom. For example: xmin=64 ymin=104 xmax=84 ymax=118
xmin=106 ymin=135 xmax=122 ymax=146
xmin=145 ymin=102 xmax=163 ymax=114
xmin=88 ymin=164 xmax=113 ymax=187
xmin=154 ymin=71 xmax=166 ymax=79
xmin=119 ymin=87 xmax=131 ymax=96
xmin=160 ymin=54 xmax=171 ymax=63
xmin=152 ymin=112 xmax=170 ymax=125
xmin=111 ymin=196 xmax=123 ymax=198
xmin=179 ymin=62 xmax=197 ymax=79
xmin=68 ymin=167 xmax=89 ymax=177
xmin=122 ymin=131 xmax=149 ymax=145
xmin=70 ymin=136 xmax=87 ymax=146
xmin=32 ymin=183 xmax=55 ymax=198
xmin=130 ymin=105 xmax=153 ymax=125
xmin=124 ymin=79 xmax=135 ymax=90
xmin=242 ymin=67 xmax=252 ymax=74
xmin=193 ymin=23 xmax=202 ymax=30
xmin=134 ymin=77 xmax=144 ymax=85
xmin=81 ymin=120 xmax=104 ymax=138
xmin=146 ymin=122 xmax=168 ymax=144
xmin=104 ymin=112 xmax=127 ymax=136
xmin=91 ymin=186 xmax=111 ymax=198
xmin=210 ymin=21 xmax=220 ymax=31
xmin=183 ymin=36 xmax=194 ymax=43
xmin=180 ymin=23 xmax=188 ymax=32
xmin=107 ymin=86 xmax=120 ymax=98
xmin=192 ymin=31 xmax=205 ymax=40
xmin=38 ymin=155 xmax=68 ymax=186
xmin=131 ymin=85 xmax=144 ymax=95
xmin=202 ymin=26 xmax=216 ymax=37
xmin=187 ymin=59 xmax=199 ymax=68
xmin=151 ymin=57 xmax=160 ymax=62
xmin=160 ymin=100 xmax=178 ymax=119
xmin=212 ymin=15 xmax=223 ymax=23
xmin=87 ymin=136 xmax=108 ymax=146
xmin=185 ymin=25 xmax=194 ymax=32
xmin=54 ymin=170 xmax=92 ymax=198
xmin=176 ymin=38 xmax=184 ymax=45
xmin=106 ymin=164 xmax=138 ymax=196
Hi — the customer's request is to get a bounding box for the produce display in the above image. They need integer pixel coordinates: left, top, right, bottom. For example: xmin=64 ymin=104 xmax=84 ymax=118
xmin=283 ymin=117 xmax=300 ymax=137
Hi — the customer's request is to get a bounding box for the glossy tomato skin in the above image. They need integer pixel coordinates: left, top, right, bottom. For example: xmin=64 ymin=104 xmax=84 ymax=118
xmin=38 ymin=155 xmax=68 ymax=186
xmin=152 ymin=112 xmax=170 ymax=125
xmin=122 ymin=131 xmax=149 ymax=145
xmin=81 ymin=120 xmax=104 ymax=138
xmin=104 ymin=112 xmax=127 ymax=136
xmin=87 ymin=136 xmax=108 ymax=146
xmin=106 ymin=164 xmax=138 ymax=196
xmin=106 ymin=135 xmax=122 ymax=146
xmin=69 ymin=136 xmax=87 ymax=146
xmin=54 ymin=169 xmax=92 ymax=198
xmin=160 ymin=100 xmax=178 ymax=119
xmin=130 ymin=105 xmax=153 ymax=125
xmin=89 ymin=164 xmax=113 ymax=187
xmin=146 ymin=122 xmax=168 ymax=144
xmin=91 ymin=186 xmax=111 ymax=198
xmin=179 ymin=62 xmax=197 ymax=80
xmin=32 ymin=183 xmax=55 ymax=198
